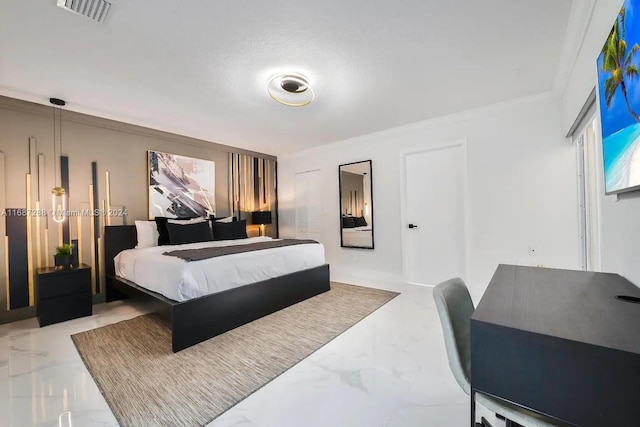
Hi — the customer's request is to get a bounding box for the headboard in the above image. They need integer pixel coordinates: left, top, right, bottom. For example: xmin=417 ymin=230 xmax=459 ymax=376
xmin=104 ymin=225 xmax=137 ymax=277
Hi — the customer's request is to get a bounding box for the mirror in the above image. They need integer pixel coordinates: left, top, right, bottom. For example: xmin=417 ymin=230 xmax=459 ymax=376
xmin=339 ymin=160 xmax=374 ymax=249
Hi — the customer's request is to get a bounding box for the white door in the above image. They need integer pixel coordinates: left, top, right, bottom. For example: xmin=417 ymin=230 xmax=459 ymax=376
xmin=404 ymin=144 xmax=466 ymax=286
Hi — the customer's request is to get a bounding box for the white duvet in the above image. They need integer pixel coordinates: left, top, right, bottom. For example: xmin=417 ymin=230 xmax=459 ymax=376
xmin=342 ymin=227 xmax=373 ymax=247
xmin=115 ymin=237 xmax=325 ymax=302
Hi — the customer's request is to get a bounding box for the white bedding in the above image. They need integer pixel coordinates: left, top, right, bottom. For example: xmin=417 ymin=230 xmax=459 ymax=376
xmin=343 ymin=226 xmax=372 ymax=232
xmin=342 ymin=227 xmax=373 ymax=247
xmin=115 ymin=237 xmax=325 ymax=302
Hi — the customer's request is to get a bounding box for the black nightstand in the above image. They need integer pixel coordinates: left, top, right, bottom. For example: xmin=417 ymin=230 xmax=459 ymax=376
xmin=35 ymin=264 xmax=92 ymax=326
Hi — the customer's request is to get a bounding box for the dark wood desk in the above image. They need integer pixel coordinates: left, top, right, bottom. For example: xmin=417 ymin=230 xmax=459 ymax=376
xmin=471 ymin=264 xmax=640 ymax=427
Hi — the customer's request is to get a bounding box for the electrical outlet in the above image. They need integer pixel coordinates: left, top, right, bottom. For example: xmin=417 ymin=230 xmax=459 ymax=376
xmin=528 ymin=245 xmax=536 ymax=256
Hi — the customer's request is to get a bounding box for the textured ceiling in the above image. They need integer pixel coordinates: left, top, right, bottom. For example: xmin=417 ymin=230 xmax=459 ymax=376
xmin=0 ymin=0 xmax=573 ymax=155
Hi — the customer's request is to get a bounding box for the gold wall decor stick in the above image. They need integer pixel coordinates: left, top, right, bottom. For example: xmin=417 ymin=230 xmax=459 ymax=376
xmin=77 ymin=214 xmax=83 ymax=266
xmin=105 ymin=171 xmax=111 ymax=226
xmin=44 ymin=227 xmax=49 ymax=268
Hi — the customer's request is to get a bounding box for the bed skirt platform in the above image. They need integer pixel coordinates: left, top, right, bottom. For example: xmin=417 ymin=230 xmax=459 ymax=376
xmin=107 ymin=264 xmax=330 ymax=351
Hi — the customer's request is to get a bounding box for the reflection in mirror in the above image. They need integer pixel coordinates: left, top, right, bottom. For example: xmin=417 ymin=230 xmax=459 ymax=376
xmin=339 ymin=160 xmax=374 ymax=249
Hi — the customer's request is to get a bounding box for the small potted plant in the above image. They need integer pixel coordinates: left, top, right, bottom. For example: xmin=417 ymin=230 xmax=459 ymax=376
xmin=54 ymin=243 xmax=74 ymax=268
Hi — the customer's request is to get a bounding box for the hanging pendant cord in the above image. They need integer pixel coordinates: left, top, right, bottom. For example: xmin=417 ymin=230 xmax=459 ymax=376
xmin=59 ymin=108 xmax=62 ymax=161
xmin=53 ymin=107 xmax=57 ymax=187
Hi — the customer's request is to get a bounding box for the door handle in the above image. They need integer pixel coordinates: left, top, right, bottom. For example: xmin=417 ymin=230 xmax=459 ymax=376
xmin=408 ymin=224 xmax=418 ymax=229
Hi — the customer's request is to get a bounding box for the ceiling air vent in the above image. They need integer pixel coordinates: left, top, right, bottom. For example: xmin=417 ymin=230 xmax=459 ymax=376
xmin=56 ymin=0 xmax=112 ymax=23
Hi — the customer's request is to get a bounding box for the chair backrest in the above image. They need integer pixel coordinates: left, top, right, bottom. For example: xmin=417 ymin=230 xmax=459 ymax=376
xmin=433 ymin=277 xmax=475 ymax=395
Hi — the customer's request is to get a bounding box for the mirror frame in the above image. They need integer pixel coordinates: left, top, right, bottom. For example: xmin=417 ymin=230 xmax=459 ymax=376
xmin=338 ymin=160 xmax=374 ymax=249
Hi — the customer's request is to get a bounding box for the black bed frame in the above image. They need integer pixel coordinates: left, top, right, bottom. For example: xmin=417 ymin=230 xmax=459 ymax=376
xmin=104 ymin=225 xmax=330 ymax=352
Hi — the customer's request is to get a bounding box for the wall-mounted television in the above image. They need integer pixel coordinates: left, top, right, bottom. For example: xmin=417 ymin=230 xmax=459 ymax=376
xmin=596 ymin=0 xmax=640 ymax=194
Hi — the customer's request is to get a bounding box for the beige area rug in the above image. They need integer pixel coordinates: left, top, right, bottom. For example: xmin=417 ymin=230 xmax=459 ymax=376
xmin=72 ymin=282 xmax=399 ymax=427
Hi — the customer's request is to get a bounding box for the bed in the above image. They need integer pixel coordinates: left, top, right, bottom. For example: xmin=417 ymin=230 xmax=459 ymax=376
xmin=104 ymin=225 xmax=330 ymax=352
xmin=342 ymin=226 xmax=373 ymax=248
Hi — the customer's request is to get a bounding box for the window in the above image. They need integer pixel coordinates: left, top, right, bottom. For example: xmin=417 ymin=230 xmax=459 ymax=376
xmin=575 ymin=116 xmax=602 ymax=271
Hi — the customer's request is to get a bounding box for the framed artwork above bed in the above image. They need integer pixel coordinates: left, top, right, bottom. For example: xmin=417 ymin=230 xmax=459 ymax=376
xmin=148 ymin=150 xmax=216 ymax=219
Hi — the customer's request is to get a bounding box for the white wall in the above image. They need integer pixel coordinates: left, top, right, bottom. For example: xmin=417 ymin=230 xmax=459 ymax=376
xmin=561 ymin=0 xmax=620 ymax=135
xmin=279 ymin=95 xmax=580 ymax=300
xmin=561 ymin=0 xmax=640 ymax=286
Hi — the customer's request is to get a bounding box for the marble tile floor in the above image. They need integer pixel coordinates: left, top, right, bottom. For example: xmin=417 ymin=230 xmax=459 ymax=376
xmin=0 ymin=279 xmax=497 ymax=427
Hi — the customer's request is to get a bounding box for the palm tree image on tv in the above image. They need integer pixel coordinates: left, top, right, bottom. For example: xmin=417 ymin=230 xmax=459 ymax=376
xmin=597 ymin=0 xmax=640 ymax=193
xmin=601 ymin=7 xmax=640 ymax=122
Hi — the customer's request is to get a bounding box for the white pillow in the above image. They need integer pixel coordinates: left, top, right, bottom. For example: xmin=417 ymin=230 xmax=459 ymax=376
xmin=135 ymin=220 xmax=159 ymax=249
xmin=215 ymin=216 xmax=234 ymax=223
xmin=167 ymin=217 xmax=207 ymax=224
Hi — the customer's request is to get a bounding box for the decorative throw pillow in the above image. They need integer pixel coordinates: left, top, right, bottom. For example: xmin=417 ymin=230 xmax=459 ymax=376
xmin=342 ymin=216 xmax=356 ymax=229
xmin=155 ymin=217 xmax=206 ymax=245
xmin=135 ymin=220 xmax=159 ymax=249
xmin=212 ymin=219 xmax=248 ymax=240
xmin=166 ymin=221 xmax=213 ymax=245
xmin=220 ymin=216 xmax=235 ymax=223
xmin=209 ymin=215 xmax=236 ymax=223
xmin=354 ymin=217 xmax=368 ymax=227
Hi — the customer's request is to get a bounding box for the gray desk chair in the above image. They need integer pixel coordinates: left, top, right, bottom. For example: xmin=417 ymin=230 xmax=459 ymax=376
xmin=433 ymin=278 xmax=559 ymax=427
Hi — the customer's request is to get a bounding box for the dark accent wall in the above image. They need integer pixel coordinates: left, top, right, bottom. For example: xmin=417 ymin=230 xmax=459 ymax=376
xmin=6 ymin=213 xmax=28 ymax=309
xmin=0 ymin=95 xmax=277 ymax=323
xmin=61 ymin=155 xmax=70 ymax=243
xmin=340 ymin=171 xmax=364 ymax=216
xmin=91 ymin=161 xmax=100 ymax=293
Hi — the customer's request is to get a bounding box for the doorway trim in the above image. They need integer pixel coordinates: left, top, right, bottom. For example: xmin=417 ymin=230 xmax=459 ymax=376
xmin=399 ymin=138 xmax=470 ymax=286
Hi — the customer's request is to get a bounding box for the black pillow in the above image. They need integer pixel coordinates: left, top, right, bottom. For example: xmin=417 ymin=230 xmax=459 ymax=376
xmin=212 ymin=219 xmax=248 ymax=240
xmin=342 ymin=216 xmax=355 ymax=228
xmin=155 ymin=217 xmax=203 ymax=245
xmin=154 ymin=217 xmax=171 ymax=245
xmin=354 ymin=216 xmax=368 ymax=227
xmin=166 ymin=221 xmax=213 ymax=245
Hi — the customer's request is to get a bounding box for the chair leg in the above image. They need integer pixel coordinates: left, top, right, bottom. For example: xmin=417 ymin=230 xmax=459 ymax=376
xmin=497 ymin=413 xmax=524 ymax=427
xmin=481 ymin=417 xmax=493 ymax=427
xmin=471 ymin=388 xmax=476 ymax=427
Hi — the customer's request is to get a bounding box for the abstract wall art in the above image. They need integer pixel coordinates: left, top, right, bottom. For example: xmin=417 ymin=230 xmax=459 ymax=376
xmin=148 ymin=151 xmax=216 ymax=219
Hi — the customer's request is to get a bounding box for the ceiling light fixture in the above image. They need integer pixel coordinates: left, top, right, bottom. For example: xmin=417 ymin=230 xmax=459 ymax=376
xmin=267 ymin=73 xmax=314 ymax=107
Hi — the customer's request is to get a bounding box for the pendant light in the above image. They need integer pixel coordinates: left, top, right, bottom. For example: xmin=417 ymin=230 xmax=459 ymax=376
xmin=50 ymin=97 xmax=67 ymax=223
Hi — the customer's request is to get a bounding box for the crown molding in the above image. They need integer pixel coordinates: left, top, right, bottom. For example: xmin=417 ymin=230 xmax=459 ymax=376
xmin=281 ymin=91 xmax=558 ymax=160
xmin=552 ymin=0 xmax=597 ymax=97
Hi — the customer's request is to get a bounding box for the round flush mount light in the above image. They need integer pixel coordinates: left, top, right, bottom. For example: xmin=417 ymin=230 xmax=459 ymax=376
xmin=267 ymin=73 xmax=314 ymax=107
